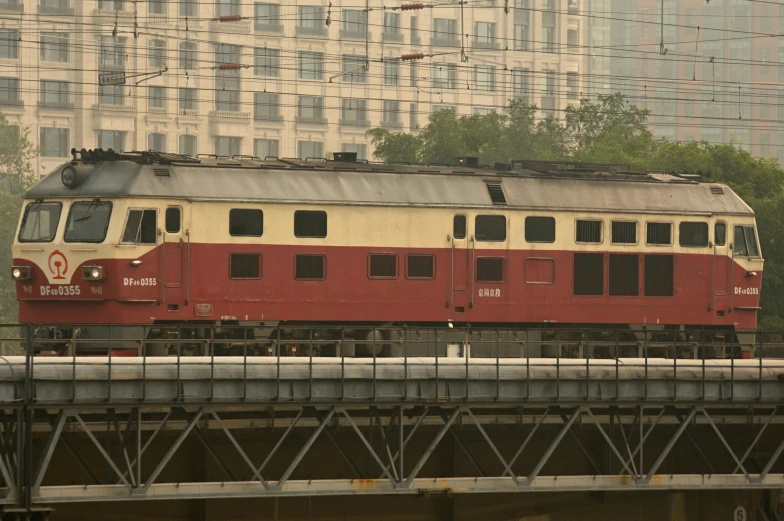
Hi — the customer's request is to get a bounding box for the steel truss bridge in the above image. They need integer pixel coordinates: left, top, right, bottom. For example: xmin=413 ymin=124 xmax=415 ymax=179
xmin=0 ymin=325 xmax=783 ymax=520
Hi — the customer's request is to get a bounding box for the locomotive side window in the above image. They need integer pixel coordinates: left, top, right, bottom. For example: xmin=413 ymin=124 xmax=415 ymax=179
xmin=609 ymin=254 xmax=639 ymax=296
xmin=524 ymin=258 xmax=555 ymax=284
xmin=476 ymin=257 xmax=504 ymax=282
xmin=294 ymin=210 xmax=327 ymax=238
xmin=679 ymin=222 xmax=708 ymax=247
xmin=407 ymin=254 xmax=436 ymax=279
xmin=575 ymin=219 xmax=601 ymax=244
xmin=611 ymin=221 xmax=637 ymax=244
xmin=525 ymin=216 xmax=555 ymax=243
xmin=644 ymin=255 xmax=674 ymax=296
xmin=18 ymin=202 xmax=62 ymax=243
xmin=475 ymin=215 xmax=506 ymax=241
xmin=368 ymin=254 xmax=397 ymax=279
xmin=64 ymin=201 xmax=113 ymax=243
xmin=453 ymin=215 xmax=466 ymax=240
xmin=715 ymin=222 xmax=726 ymax=247
xmin=230 ymin=253 xmax=262 ymax=279
xmin=573 ymin=253 xmax=603 ymax=295
xmin=295 ymin=254 xmax=326 ymax=280
xmin=229 ymin=209 xmax=263 ymax=237
xmin=165 ymin=207 xmax=181 ymax=234
xmin=733 ymin=225 xmax=760 ymax=257
xmin=646 ymin=222 xmax=671 ymax=245
xmin=121 ymin=209 xmax=158 ymax=245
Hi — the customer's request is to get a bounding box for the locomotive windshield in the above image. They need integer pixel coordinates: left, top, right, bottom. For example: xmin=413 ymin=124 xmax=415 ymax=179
xmin=64 ymin=201 xmax=113 ymax=243
xmin=18 ymin=202 xmax=62 ymax=242
xmin=733 ymin=225 xmax=760 ymax=257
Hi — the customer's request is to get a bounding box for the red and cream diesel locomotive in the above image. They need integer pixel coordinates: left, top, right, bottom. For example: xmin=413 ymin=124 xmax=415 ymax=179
xmin=11 ymin=149 xmax=764 ymax=357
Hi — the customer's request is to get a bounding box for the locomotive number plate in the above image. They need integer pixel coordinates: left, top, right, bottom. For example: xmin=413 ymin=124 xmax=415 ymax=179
xmin=39 ymin=285 xmax=81 ymax=296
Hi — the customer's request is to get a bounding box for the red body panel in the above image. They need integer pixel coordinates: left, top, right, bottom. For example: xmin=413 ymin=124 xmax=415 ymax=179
xmin=15 ymin=243 xmax=761 ymax=328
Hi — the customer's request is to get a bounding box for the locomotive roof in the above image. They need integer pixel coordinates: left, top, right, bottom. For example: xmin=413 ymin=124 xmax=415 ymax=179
xmin=28 ymin=154 xmax=754 ymax=216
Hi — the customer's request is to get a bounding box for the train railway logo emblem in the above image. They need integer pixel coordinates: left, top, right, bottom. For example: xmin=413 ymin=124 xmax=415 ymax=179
xmin=47 ymin=250 xmax=68 ymax=280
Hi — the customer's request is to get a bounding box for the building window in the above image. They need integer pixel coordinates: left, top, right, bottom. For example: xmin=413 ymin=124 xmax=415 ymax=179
xmin=99 ymin=85 xmax=124 ymax=105
xmin=576 ymin=219 xmax=601 ymax=243
xmin=297 ymin=95 xmax=325 ymax=123
xmin=410 ymin=61 xmax=418 ymax=87
xmin=40 ymin=128 xmax=69 ymax=157
xmin=214 ymin=44 xmax=242 ymax=101
xmin=99 ymin=0 xmax=124 ymax=9
xmin=295 ymin=254 xmax=326 ymax=280
xmin=40 ymin=32 xmax=68 ymax=62
xmin=409 ymin=103 xmax=418 ymax=130
xmin=453 ymin=215 xmax=466 ymax=239
xmin=514 ymin=24 xmax=528 ymax=51
xmin=215 ymin=136 xmax=242 ymax=157
xmin=609 ymin=254 xmax=638 ymax=296
xmin=679 ymin=222 xmax=708 ymax=247
xmin=230 ymin=253 xmax=261 ymax=279
xmin=432 ymin=63 xmax=457 ymax=89
xmin=149 ymin=39 xmax=166 ymax=68
xmin=474 ymin=65 xmax=495 ymax=91
xmin=384 ymin=12 xmax=401 ymax=38
xmin=368 ymin=253 xmax=397 ymax=279
xmin=474 ymin=21 xmax=495 ymax=46
xmin=476 ymin=258 xmax=504 ymax=283
xmin=646 ymin=222 xmax=671 ymax=245
xmin=148 ymin=133 xmax=166 ymax=152
xmin=179 ymin=88 xmax=196 ymax=110
xmin=96 ymin=130 xmax=126 ymax=151
xmin=148 ymin=86 xmax=166 ymax=108
xmin=40 ymin=80 xmax=69 ymax=108
xmin=179 ymin=134 xmax=197 ymax=156
xmin=410 ymin=15 xmax=419 ymax=43
xmin=733 ymin=225 xmax=759 ymax=257
xmin=342 ymin=55 xmax=367 ymax=83
xmin=407 ymin=254 xmax=435 ymax=279
xmin=567 ymin=28 xmax=578 ymax=48
xmin=294 ymin=210 xmax=327 ymax=238
xmin=216 ymin=0 xmax=240 ymax=17
xmin=215 ymin=90 xmax=240 ymax=112
xmin=254 ymin=138 xmax=278 ymax=158
xmin=298 ymin=5 xmax=325 ymax=33
xmin=0 ymin=29 xmax=20 ymax=59
xmin=342 ymin=9 xmax=368 ymax=36
xmin=644 ymin=255 xmax=674 ymax=296
xmin=475 ymin=215 xmax=506 ymax=242
xmin=542 ymin=2 xmax=556 ymax=54
xmin=298 ymin=140 xmax=323 ymax=159
xmin=121 ymin=209 xmax=157 ymax=244
xmin=254 ymin=47 xmax=280 ymax=77
xmin=433 ymin=18 xmax=457 ymax=44
xmin=98 ymin=36 xmax=126 ymax=69
xmin=299 ymin=51 xmax=324 ymax=80
xmin=254 ymin=92 xmax=280 ymax=121
xmin=567 ymin=71 xmax=578 ymax=100
xmin=384 ymin=61 xmax=399 ymax=85
xmin=255 ymin=3 xmax=281 ymax=31
xmin=512 ymin=68 xmax=529 ymax=98
xmin=574 ymin=253 xmax=603 ymax=296
xmin=383 ymin=100 xmax=400 ymax=126
xmin=179 ymin=41 xmax=197 ymax=70
xmin=229 ymin=208 xmax=263 ymax=237
xmin=341 ymin=98 xmax=368 ymax=125
xmin=341 ymin=143 xmax=367 ymax=160
xmin=40 ymin=0 xmax=72 ymax=14
xmin=149 ymin=0 xmax=166 ymax=14
xmin=611 ymin=221 xmax=637 ymax=244
xmin=525 ymin=258 xmax=555 ymax=284
xmin=761 ymin=48 xmax=772 ymax=75
xmin=525 ymin=216 xmax=555 ymax=243
xmin=180 ymin=0 xmax=196 ymax=16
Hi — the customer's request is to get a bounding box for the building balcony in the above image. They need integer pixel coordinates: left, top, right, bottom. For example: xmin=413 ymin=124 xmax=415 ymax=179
xmin=92 ymin=103 xmax=136 ymax=115
xmin=93 ymin=8 xmax=133 ymax=19
xmin=431 ymin=38 xmax=460 ymax=48
xmin=148 ymin=107 xmax=168 ymax=116
xmin=148 ymin=13 xmax=168 ymax=24
xmin=38 ymin=101 xmax=74 ymax=111
xmin=254 ymin=113 xmax=283 ymax=122
xmin=340 ymin=29 xmax=371 ymax=40
xmin=38 ymin=4 xmax=73 ymax=15
xmin=567 ymin=2 xmax=578 ymax=14
xmin=209 ymin=19 xmax=251 ymax=34
xmin=0 ymin=99 xmax=23 ymax=108
xmin=296 ymin=116 xmax=327 ymax=125
xmin=296 ymin=26 xmax=327 ymax=37
xmin=381 ymin=119 xmax=403 ymax=129
xmin=339 ymin=119 xmax=370 ymax=128
xmin=209 ymin=110 xmax=251 ymax=122
xmin=0 ymin=2 xmax=23 ymax=12
xmin=255 ymin=23 xmax=283 ymax=34
xmin=383 ymin=31 xmax=403 ymax=42
xmin=410 ymin=36 xmax=421 ymax=45
xmin=472 ymin=40 xmax=500 ymax=50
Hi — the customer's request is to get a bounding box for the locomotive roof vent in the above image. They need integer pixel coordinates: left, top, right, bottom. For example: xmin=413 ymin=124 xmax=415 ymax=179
xmin=332 ymin=152 xmax=357 ymax=162
xmin=484 ymin=180 xmax=507 ymax=205
xmin=153 ymin=166 xmax=170 ymax=177
xmin=710 ymin=185 xmax=724 ymax=195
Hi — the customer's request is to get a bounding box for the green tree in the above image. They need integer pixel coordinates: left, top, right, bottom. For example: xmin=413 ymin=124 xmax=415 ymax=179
xmin=365 ymin=128 xmax=419 ymax=164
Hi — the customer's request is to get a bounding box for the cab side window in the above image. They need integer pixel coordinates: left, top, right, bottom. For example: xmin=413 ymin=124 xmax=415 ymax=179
xmin=714 ymin=222 xmax=726 ymax=247
xmin=165 ymin=207 xmax=181 ymax=234
xmin=122 ymin=209 xmax=157 ymax=244
xmin=734 ymin=225 xmax=760 ymax=257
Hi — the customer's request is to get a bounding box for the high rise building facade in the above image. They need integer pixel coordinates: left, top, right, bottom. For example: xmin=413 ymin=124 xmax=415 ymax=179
xmin=0 ymin=0 xmax=586 ymax=178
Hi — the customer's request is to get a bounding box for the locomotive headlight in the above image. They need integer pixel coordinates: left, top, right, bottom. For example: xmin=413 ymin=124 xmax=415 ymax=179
xmin=81 ymin=265 xmax=104 ymax=281
xmin=11 ymin=265 xmax=31 ymax=281
xmin=61 ymin=165 xmax=77 ymax=188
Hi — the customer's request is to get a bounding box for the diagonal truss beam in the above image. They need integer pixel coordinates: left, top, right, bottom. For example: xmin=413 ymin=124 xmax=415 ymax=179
xmin=502 ymin=407 xmax=549 ymax=477
xmin=274 ymin=408 xmax=335 ymax=489
xmin=525 ymin=408 xmax=580 ymax=485
xmin=405 ymin=408 xmax=461 ymax=486
xmin=734 ymin=407 xmax=778 ymax=474
xmin=585 ymin=408 xmax=635 ymax=477
xmin=643 ymin=408 xmax=696 ymax=483
xmin=142 ymin=408 xmax=204 ymax=492
xmin=699 ymin=407 xmax=750 ymax=480
xmin=381 ymin=406 xmax=429 ymax=479
xmin=254 ymin=409 xmax=304 ymax=481
xmin=32 ymin=411 xmax=66 ymax=489
xmin=209 ymin=411 xmax=268 ymax=489
xmin=73 ymin=413 xmax=130 ymax=487
xmin=438 ymin=408 xmax=487 ymax=477
xmin=121 ymin=410 xmax=172 ymax=484
xmin=465 ymin=407 xmax=517 ymax=483
xmin=315 ymin=410 xmax=365 ymax=479
xmin=338 ymin=408 xmax=397 ymax=485
xmin=619 ymin=408 xmax=665 ymax=476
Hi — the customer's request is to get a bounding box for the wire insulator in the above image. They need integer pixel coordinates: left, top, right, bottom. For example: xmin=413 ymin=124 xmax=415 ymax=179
xmin=401 ymin=3 xmax=425 ymax=10
xmin=218 ymin=15 xmax=243 ymax=22
xmin=218 ymin=63 xmax=243 ymax=70
xmin=401 ymin=53 xmax=425 ymax=61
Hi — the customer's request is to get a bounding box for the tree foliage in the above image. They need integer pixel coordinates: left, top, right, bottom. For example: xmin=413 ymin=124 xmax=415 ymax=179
xmin=367 ymin=94 xmax=784 ymax=328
